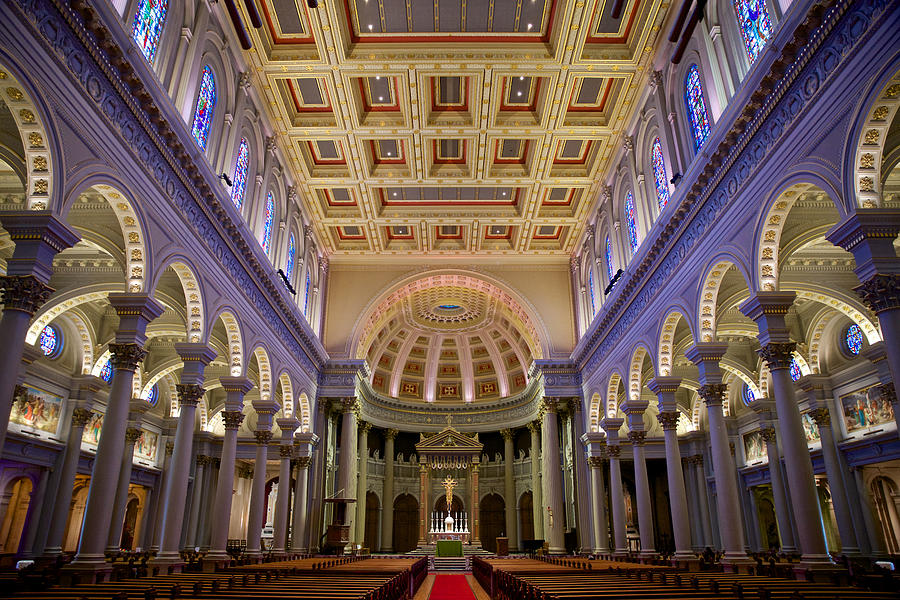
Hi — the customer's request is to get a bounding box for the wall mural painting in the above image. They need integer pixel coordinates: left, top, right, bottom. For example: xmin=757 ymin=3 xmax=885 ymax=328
xmin=842 ymin=385 xmax=895 ymax=433
xmin=801 ymin=411 xmax=820 ymax=444
xmin=82 ymin=411 xmax=104 ymax=447
xmin=134 ymin=429 xmax=159 ymax=462
xmin=10 ymin=385 xmax=62 ymax=434
xmin=743 ymin=430 xmax=767 ymax=463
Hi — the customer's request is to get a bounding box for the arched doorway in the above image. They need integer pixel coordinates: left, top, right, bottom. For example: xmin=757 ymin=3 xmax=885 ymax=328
xmin=480 ymin=493 xmax=505 ymax=553
xmin=871 ymin=476 xmax=900 ymax=553
xmin=755 ymin=491 xmax=779 ymax=551
xmin=364 ymin=491 xmax=380 ymax=551
xmin=0 ymin=477 xmax=33 ymax=554
xmin=120 ymin=497 xmax=140 ymax=550
xmin=393 ymin=494 xmax=419 ymax=553
xmin=433 ymin=494 xmax=465 ymax=516
xmin=519 ymin=491 xmax=534 ymax=542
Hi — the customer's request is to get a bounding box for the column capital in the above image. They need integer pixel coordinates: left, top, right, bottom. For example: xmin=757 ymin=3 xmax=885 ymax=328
xmin=656 ymin=411 xmax=680 ymax=430
xmin=384 ymin=428 xmax=399 ymax=440
xmin=757 ymin=341 xmax=796 ymax=370
xmin=606 ymin=444 xmax=621 ymax=458
xmin=809 ymin=407 xmax=831 ymax=428
xmin=697 ymin=383 xmax=728 ymax=406
xmin=685 ymin=343 xmax=729 ymax=385
xmin=600 ymin=417 xmax=624 ymax=442
xmin=174 ymin=343 xmax=217 ymax=386
xmin=854 ymin=274 xmax=900 ymax=314
xmin=627 ymin=430 xmax=647 ymax=446
xmin=294 ymin=455 xmax=311 ymax=469
xmin=108 ymin=343 xmax=147 ymax=372
xmin=340 ymin=397 xmax=359 ymax=413
xmin=219 ymin=376 xmax=254 ymax=395
xmin=276 ymin=416 xmax=300 ymax=440
xmin=739 ymin=292 xmax=797 ymax=341
xmin=826 ymin=210 xmax=900 ymax=282
xmin=0 ymin=275 xmax=53 ymax=315
xmin=880 ymin=382 xmax=897 ymax=406
xmin=196 ymin=454 xmax=213 ymax=466
xmin=71 ymin=407 xmax=93 ymax=428
xmin=646 ymin=376 xmax=681 ymax=396
xmin=175 ymin=384 xmax=204 ymax=407
xmin=279 ymin=445 xmax=293 ymax=458
xmin=0 ymin=211 xmax=80 ymax=281
xmin=108 ymin=293 xmax=165 ymax=346
xmin=500 ymin=428 xmax=514 ymax=441
xmin=759 ymin=426 xmax=778 ymax=444
xmin=125 ymin=427 xmax=143 ymax=445
xmin=254 ymin=430 xmax=273 ymax=446
xmin=357 ymin=420 xmax=371 ymax=434
xmin=588 ymin=456 xmax=605 ymax=469
xmin=222 ymin=410 xmax=245 ymax=430
xmin=527 ymin=420 xmax=541 ymax=433
xmin=165 ymin=441 xmax=174 ymax=456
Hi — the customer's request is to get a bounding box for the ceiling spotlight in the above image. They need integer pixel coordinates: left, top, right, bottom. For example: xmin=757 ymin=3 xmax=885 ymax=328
xmin=527 ymin=23 xmax=533 ymax=30
xmin=519 ymin=75 xmax=525 ymax=81
xmin=387 ymin=152 xmax=392 ymax=156
xmin=367 ymin=24 xmax=374 ymax=30
xmin=501 ymin=191 xmax=507 ymax=196
xmin=516 ymin=91 xmax=523 ymax=97
xmin=378 ymin=96 xmax=384 ymax=101
xmin=393 ymin=192 xmax=398 ymax=197
xmin=375 ymin=76 xmax=381 ymax=80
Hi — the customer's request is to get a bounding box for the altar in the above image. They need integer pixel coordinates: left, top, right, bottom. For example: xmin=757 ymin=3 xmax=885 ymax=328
xmin=435 ymin=540 xmax=463 ymax=557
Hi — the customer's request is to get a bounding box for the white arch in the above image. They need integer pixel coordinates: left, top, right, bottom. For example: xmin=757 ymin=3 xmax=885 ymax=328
xmin=606 ymin=372 xmax=623 ymax=419
xmin=278 ymin=371 xmax=294 ymax=418
xmin=252 ymin=346 xmax=273 ymax=400
xmin=297 ymin=392 xmax=311 ymax=433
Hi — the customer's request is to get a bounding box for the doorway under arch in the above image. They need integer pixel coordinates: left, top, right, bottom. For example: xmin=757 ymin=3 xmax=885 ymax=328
xmin=0 ymin=477 xmax=34 ymax=554
xmin=480 ymin=493 xmax=505 ymax=553
xmin=364 ymin=491 xmax=380 ymax=552
xmin=519 ymin=491 xmax=534 ymax=542
xmin=393 ymin=493 xmax=419 ymax=553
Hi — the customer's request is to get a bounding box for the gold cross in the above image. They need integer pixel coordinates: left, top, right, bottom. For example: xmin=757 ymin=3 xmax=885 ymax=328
xmin=441 ymin=475 xmax=457 ymax=511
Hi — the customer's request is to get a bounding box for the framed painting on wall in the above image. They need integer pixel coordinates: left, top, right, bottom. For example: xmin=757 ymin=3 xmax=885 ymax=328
xmin=841 ymin=384 xmax=894 ymax=433
xmin=10 ymin=385 xmax=62 ymax=435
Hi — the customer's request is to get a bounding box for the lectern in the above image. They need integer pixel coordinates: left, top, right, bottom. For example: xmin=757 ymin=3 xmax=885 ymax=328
xmin=323 ymin=497 xmax=356 ymax=555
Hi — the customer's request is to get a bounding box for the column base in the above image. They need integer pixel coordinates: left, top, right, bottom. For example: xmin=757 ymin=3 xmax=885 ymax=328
xmin=720 ymin=554 xmax=756 ymax=574
xmin=671 ymin=555 xmax=700 ymax=572
xmin=60 ymin=559 xmax=113 ymax=586
xmin=638 ymin=550 xmax=658 ymax=563
xmin=205 ymin=550 xmax=232 ymax=563
xmin=149 ymin=552 xmax=185 ymax=573
xmin=793 ymin=564 xmax=846 ymax=584
xmin=547 ymin=546 xmax=566 ymax=555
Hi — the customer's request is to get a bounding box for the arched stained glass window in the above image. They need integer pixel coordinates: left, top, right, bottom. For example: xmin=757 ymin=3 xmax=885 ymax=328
xmin=191 ymin=66 xmax=217 ymax=150
xmin=100 ymin=359 xmax=114 ymax=384
xmin=39 ymin=325 xmax=61 ymax=357
xmin=131 ymin=0 xmax=168 ymax=63
xmin=789 ymin=358 xmax=802 ymax=382
xmin=624 ymin=191 xmax=639 ymax=254
xmin=734 ymin=0 xmax=773 ymax=64
xmin=651 ymin=137 xmax=670 ymax=210
xmin=605 ymin=235 xmax=614 ymax=280
xmin=231 ymin=138 xmax=249 ymax=209
xmin=845 ymin=324 xmax=863 ymax=355
xmin=285 ymin=233 xmax=296 ymax=281
xmin=303 ymin=272 xmax=311 ymax=317
xmin=743 ymin=384 xmax=755 ymax=406
xmin=588 ymin=268 xmax=597 ymax=316
xmin=146 ymin=385 xmax=159 ymax=407
xmin=685 ymin=65 xmax=711 ymax=150
xmin=261 ymin=192 xmax=275 ymax=255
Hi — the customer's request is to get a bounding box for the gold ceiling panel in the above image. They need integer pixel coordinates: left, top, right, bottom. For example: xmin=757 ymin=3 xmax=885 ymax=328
xmin=246 ymin=0 xmax=669 ymax=256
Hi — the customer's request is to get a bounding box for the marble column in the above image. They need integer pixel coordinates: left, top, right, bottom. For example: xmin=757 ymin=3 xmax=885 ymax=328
xmin=692 ymin=454 xmax=714 ymax=548
xmin=150 ymin=439 xmax=175 ymax=552
xmin=649 ymin=377 xmax=693 ymax=562
xmin=501 ymin=428 xmax=518 ymax=551
xmin=528 ymin=422 xmax=543 ymax=541
xmin=245 ymin=431 xmax=273 ymax=557
xmin=185 ymin=455 xmax=209 ymax=549
xmin=207 ymin=377 xmax=251 ymax=561
xmin=418 ymin=463 xmax=428 ymax=546
xmin=68 ymin=295 xmax=163 ymax=575
xmin=151 ymin=343 xmax=216 ymax=569
xmin=43 ymin=378 xmax=102 ymax=557
xmin=588 ymin=455 xmax=610 ymax=553
xmin=105 ymin=426 xmax=144 ymax=552
xmin=354 ymin=421 xmax=371 ymax=547
xmin=0 ymin=213 xmax=78 ymax=454
xmin=601 ymin=418 xmax=627 ymax=554
xmin=291 ymin=454 xmax=311 ymax=552
xmin=471 ymin=462 xmax=480 ymax=545
xmin=541 ymin=398 xmax=566 ymax=554
xmin=622 ymin=398 xmax=655 ymax=558
xmin=685 ymin=344 xmax=753 ymax=570
xmin=306 ymin=402 xmax=329 ymax=553
xmin=274 ymin=417 xmax=299 ymax=554
xmin=380 ymin=429 xmax=397 ymax=552
xmin=571 ymin=402 xmax=592 ymax=553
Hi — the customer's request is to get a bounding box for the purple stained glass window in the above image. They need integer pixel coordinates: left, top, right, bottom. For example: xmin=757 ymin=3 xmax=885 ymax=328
xmin=100 ymin=358 xmax=114 ymax=383
xmin=846 ymin=324 xmax=863 ymax=355
xmin=651 ymin=137 xmax=670 ymax=210
xmin=285 ymin=233 xmax=296 ymax=281
xmin=789 ymin=358 xmax=802 ymax=382
xmin=146 ymin=385 xmax=159 ymax=407
xmin=303 ymin=272 xmax=311 ymax=317
xmin=131 ymin=0 xmax=168 ymax=63
xmin=261 ymin=192 xmax=275 ymax=254
xmin=588 ymin=268 xmax=596 ymax=316
xmin=625 ymin=191 xmax=639 ymax=254
xmin=231 ymin=138 xmax=249 ymax=209
xmin=743 ymin=384 xmax=755 ymax=406
xmin=605 ymin=235 xmax=613 ymax=280
xmin=734 ymin=0 xmax=773 ymax=64
xmin=685 ymin=65 xmax=711 ymax=150
xmin=191 ymin=66 xmax=217 ymax=150
xmin=39 ymin=325 xmax=59 ymax=357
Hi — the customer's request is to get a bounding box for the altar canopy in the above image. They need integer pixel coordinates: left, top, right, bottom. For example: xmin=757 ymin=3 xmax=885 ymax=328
xmin=415 ymin=421 xmax=483 ymax=546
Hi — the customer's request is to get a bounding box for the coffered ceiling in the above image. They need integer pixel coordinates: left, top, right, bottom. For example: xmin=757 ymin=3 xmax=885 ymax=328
xmin=242 ymin=0 xmax=669 ymax=256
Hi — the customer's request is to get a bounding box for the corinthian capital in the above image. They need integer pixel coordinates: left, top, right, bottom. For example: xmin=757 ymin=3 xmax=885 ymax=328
xmin=254 ymin=430 xmax=273 ymax=446
xmin=71 ymin=407 xmax=93 ymax=428
xmin=0 ymin=275 xmax=53 ymax=315
xmin=757 ymin=342 xmax=797 ymax=370
xmin=627 ymin=430 xmax=646 ymax=445
xmin=698 ymin=384 xmax=728 ymax=406
xmin=855 ymin=274 xmax=900 ymax=314
xmin=109 ymin=343 xmax=147 ymax=372
xmin=222 ymin=410 xmax=245 ymax=430
xmin=175 ymin=383 xmax=205 ymax=407
xmin=656 ymin=411 xmax=680 ymax=431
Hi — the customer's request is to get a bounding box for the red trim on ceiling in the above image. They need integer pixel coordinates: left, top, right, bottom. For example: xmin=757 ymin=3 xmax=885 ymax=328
xmin=378 ymin=188 xmax=519 ymax=207
xmin=533 ymin=226 xmax=563 ymax=240
xmin=499 ymin=78 xmax=541 ymax=112
xmin=324 ymin=190 xmax=356 ymax=206
xmin=493 ymin=140 xmax=530 ymax=165
xmin=287 ymin=79 xmax=333 ymax=113
xmin=358 ymin=77 xmax=402 ymax=113
xmin=432 ymin=139 xmax=467 ymax=164
xmin=566 ymin=78 xmax=614 ymax=112
xmin=430 ymin=77 xmax=470 ymax=113
xmin=385 ymin=226 xmax=415 ymax=240
xmin=553 ymin=141 xmax=593 ymax=165
xmin=337 ymin=226 xmax=366 ymax=240
xmin=435 ymin=226 xmax=464 ymax=240
xmin=543 ymin=189 xmax=576 ymax=206
xmin=260 ymin=1 xmax=315 ymax=45
xmin=369 ymin=140 xmax=406 ymax=164
xmin=306 ymin=141 xmax=346 ymax=165
xmin=484 ymin=226 xmax=513 ymax=240
xmin=586 ymin=0 xmax=641 ymax=45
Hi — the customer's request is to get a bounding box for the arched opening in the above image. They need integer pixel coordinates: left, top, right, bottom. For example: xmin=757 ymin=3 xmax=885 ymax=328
xmin=63 ymin=477 xmax=90 ymax=551
xmin=392 ymin=494 xmax=419 ymax=553
xmin=364 ymin=491 xmax=380 ymax=552
xmin=120 ymin=496 xmax=141 ymax=550
xmin=433 ymin=494 xmax=465 ymax=515
xmin=754 ymin=489 xmax=779 ymax=551
xmin=0 ymin=477 xmax=33 ymax=554
xmin=519 ymin=491 xmax=534 ymax=542
xmin=479 ymin=493 xmax=505 ymax=553
xmin=871 ymin=476 xmax=900 ymax=554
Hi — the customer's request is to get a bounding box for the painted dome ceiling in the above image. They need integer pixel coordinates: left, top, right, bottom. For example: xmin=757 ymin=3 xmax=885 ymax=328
xmin=359 ymin=274 xmax=542 ymax=403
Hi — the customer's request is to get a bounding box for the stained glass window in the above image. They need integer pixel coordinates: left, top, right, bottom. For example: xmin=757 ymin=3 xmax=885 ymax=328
xmin=734 ymin=0 xmax=773 ymax=64
xmin=146 ymin=385 xmax=159 ymax=407
xmin=285 ymin=233 xmax=296 ymax=281
xmin=131 ymin=0 xmax=168 ymax=63
xmin=261 ymin=192 xmax=275 ymax=255
xmin=191 ymin=66 xmax=217 ymax=150
xmin=789 ymin=358 xmax=802 ymax=382
xmin=605 ymin=235 xmax=613 ymax=280
xmin=845 ymin=324 xmax=863 ymax=355
xmin=231 ymin=138 xmax=249 ymax=209
xmin=588 ymin=268 xmax=597 ymax=316
xmin=651 ymin=137 xmax=670 ymax=210
xmin=685 ymin=65 xmax=711 ymax=150
xmin=100 ymin=359 xmax=114 ymax=384
xmin=304 ymin=272 xmax=311 ymax=317
xmin=743 ymin=384 xmax=755 ymax=405
xmin=624 ymin=191 xmax=639 ymax=254
xmin=39 ymin=325 xmax=60 ymax=357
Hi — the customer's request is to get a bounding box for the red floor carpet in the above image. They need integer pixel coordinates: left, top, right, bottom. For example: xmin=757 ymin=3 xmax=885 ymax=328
xmin=428 ymin=574 xmax=477 ymax=600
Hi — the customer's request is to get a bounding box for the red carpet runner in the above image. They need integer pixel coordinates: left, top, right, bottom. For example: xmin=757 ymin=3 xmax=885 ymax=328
xmin=428 ymin=574 xmax=477 ymax=600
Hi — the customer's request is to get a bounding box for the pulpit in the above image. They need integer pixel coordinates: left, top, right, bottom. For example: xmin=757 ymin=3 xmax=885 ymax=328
xmin=323 ymin=498 xmax=356 ymax=555
xmin=496 ymin=537 xmax=509 ymax=556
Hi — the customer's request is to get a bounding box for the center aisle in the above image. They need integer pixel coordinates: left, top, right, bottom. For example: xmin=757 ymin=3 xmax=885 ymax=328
xmin=428 ymin=574 xmax=478 ymax=600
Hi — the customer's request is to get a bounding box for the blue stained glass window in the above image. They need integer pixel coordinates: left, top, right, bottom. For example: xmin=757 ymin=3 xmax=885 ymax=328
xmin=624 ymin=191 xmax=639 ymax=254
xmin=304 ymin=272 xmax=311 ymax=317
xmin=846 ymin=324 xmax=863 ymax=355
xmin=605 ymin=235 xmax=613 ymax=280
xmin=131 ymin=0 xmax=168 ymax=63
xmin=685 ymin=65 xmax=711 ymax=150
xmin=743 ymin=384 xmax=755 ymax=406
xmin=191 ymin=66 xmax=217 ymax=150
xmin=651 ymin=137 xmax=670 ymax=210
xmin=146 ymin=385 xmax=159 ymax=407
xmin=789 ymin=358 xmax=802 ymax=382
xmin=734 ymin=0 xmax=773 ymax=64
xmin=588 ymin=268 xmax=597 ymax=316
xmin=438 ymin=305 xmax=461 ymax=310
xmin=285 ymin=233 xmax=296 ymax=281
xmin=231 ymin=138 xmax=249 ymax=209
xmin=261 ymin=192 xmax=275 ymax=255
xmin=100 ymin=359 xmax=114 ymax=383
xmin=39 ymin=325 xmax=60 ymax=357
